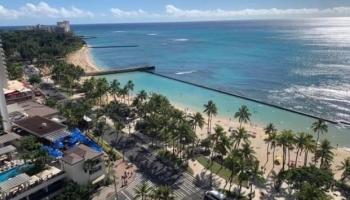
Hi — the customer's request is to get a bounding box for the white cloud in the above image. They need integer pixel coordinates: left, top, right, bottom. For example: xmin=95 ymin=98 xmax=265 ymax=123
xmin=0 ymin=5 xmax=19 ymax=19
xmin=110 ymin=8 xmax=147 ymax=17
xmin=0 ymin=1 xmax=93 ymax=19
xmin=165 ymin=5 xmax=350 ymax=19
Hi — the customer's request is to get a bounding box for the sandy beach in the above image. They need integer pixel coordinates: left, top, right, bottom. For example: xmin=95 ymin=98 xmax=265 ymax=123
xmin=66 ymin=45 xmax=100 ymax=73
xmin=69 ymin=46 xmax=350 ymax=181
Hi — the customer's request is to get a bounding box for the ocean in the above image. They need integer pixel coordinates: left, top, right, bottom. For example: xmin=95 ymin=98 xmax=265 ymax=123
xmin=72 ymin=19 xmax=350 ymax=146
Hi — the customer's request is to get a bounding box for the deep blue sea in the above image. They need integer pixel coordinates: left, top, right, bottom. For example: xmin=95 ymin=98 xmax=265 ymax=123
xmin=73 ymin=18 xmax=350 ymax=125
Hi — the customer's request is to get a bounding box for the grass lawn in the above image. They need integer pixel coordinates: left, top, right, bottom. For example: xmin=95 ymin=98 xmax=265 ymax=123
xmin=196 ymin=155 xmax=246 ymax=186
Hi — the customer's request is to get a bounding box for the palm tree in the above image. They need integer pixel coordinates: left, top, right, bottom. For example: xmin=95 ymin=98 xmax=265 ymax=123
xmin=209 ymin=125 xmax=230 ymax=187
xmin=96 ymin=78 xmax=109 ymax=106
xmin=264 ymin=123 xmax=277 ymax=161
xmin=151 ymin=185 xmax=175 ymax=200
xmin=234 ymin=105 xmax=251 ymax=128
xmin=109 ymin=79 xmax=120 ymax=102
xmin=241 ymin=142 xmax=256 ymax=161
xmin=294 ymin=132 xmax=308 ymax=167
xmin=232 ymin=127 xmax=250 ymax=149
xmin=189 ymin=112 xmax=205 ymax=133
xmin=126 ymin=80 xmax=135 ymax=105
xmin=224 ymin=149 xmax=241 ymax=190
xmin=277 ymin=130 xmax=294 ymax=171
xmin=311 ymin=119 xmax=328 ymax=149
xmin=134 ymin=182 xmax=153 ymax=200
xmin=303 ymin=134 xmax=316 ymax=166
xmin=267 ymin=131 xmax=278 ymax=169
xmin=337 ymin=157 xmax=350 ymax=182
xmin=248 ymin=160 xmax=265 ymax=200
xmin=137 ymin=90 xmax=148 ymax=102
xmin=314 ymin=139 xmax=334 ymax=169
xmin=203 ymin=100 xmax=218 ymax=134
xmin=119 ymin=86 xmax=129 ymax=104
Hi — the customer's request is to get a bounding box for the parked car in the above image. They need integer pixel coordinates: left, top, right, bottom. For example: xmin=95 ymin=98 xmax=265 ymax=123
xmin=204 ymin=190 xmax=226 ymax=200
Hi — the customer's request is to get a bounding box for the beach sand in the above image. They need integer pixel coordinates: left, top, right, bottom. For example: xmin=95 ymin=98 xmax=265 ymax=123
xmin=69 ymin=46 xmax=350 ymax=182
xmin=66 ymin=45 xmax=100 ymax=73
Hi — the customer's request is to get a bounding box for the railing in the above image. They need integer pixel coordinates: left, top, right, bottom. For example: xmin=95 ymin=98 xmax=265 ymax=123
xmin=0 ymin=171 xmax=66 ymax=200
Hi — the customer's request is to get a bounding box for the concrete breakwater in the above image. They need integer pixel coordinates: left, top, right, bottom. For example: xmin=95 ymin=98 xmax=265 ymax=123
xmin=84 ymin=65 xmax=155 ymax=76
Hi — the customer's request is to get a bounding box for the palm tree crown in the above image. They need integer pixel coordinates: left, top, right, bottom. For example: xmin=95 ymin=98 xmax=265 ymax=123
xmin=311 ymin=119 xmax=328 ymax=146
xmin=203 ymin=100 xmax=218 ymax=134
xmin=234 ymin=105 xmax=251 ymax=128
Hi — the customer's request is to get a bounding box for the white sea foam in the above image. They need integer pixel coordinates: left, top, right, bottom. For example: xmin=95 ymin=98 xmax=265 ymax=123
xmin=173 ymin=38 xmax=189 ymax=42
xmin=147 ymin=33 xmax=158 ymax=36
xmin=175 ymin=70 xmax=196 ymax=75
xmin=283 ymin=84 xmax=350 ymax=103
xmin=293 ymin=64 xmax=350 ymax=76
xmin=113 ymin=31 xmax=126 ymax=33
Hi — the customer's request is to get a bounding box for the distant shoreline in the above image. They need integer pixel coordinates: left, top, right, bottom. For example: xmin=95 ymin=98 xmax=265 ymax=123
xmin=66 ymin=45 xmax=100 ymax=73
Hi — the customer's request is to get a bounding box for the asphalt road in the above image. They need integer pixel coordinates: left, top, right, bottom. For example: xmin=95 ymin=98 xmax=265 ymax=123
xmin=103 ymin=131 xmax=208 ymax=200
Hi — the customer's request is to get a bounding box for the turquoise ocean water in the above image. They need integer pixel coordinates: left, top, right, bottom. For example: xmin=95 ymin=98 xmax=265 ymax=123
xmin=72 ymin=19 xmax=350 ymax=147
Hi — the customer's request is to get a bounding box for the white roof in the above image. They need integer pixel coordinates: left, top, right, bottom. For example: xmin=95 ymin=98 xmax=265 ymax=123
xmin=0 ymin=173 xmax=30 ymax=193
xmin=0 ymin=145 xmax=16 ymax=155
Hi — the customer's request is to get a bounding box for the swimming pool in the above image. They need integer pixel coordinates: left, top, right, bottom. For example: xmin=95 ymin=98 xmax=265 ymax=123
xmin=0 ymin=164 xmax=31 ymax=183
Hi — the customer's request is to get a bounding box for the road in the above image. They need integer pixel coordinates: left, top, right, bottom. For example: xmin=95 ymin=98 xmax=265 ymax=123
xmin=103 ymin=131 xmax=208 ymax=200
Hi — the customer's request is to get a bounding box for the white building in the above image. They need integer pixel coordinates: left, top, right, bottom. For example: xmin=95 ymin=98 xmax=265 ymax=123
xmin=0 ymin=40 xmax=10 ymax=131
xmin=61 ymin=144 xmax=105 ymax=185
xmin=56 ymin=21 xmax=70 ymax=33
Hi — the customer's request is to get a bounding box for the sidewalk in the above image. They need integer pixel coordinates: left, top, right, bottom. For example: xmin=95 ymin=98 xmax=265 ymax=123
xmin=92 ymin=159 xmax=137 ymax=200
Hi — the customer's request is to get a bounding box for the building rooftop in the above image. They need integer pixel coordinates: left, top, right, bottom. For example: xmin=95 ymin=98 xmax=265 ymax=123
xmin=14 ymin=116 xmax=67 ymax=138
xmin=62 ymin=144 xmax=102 ymax=165
xmin=8 ymin=101 xmax=59 ymax=118
xmin=0 ymin=132 xmax=21 ymax=145
xmin=3 ymin=80 xmax=32 ymax=95
xmin=0 ymin=145 xmax=16 ymax=156
xmin=0 ymin=173 xmax=30 ymax=193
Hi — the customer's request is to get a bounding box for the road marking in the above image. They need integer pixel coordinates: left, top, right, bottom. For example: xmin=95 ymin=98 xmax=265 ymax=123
xmin=120 ymin=191 xmax=132 ymax=200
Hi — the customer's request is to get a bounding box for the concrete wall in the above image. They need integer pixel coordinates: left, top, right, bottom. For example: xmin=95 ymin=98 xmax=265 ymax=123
xmin=61 ymin=157 xmax=105 ymax=185
xmin=11 ymin=172 xmax=66 ymax=200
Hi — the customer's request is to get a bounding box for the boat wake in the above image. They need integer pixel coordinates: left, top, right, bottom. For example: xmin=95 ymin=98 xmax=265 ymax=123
xmin=175 ymin=70 xmax=196 ymax=75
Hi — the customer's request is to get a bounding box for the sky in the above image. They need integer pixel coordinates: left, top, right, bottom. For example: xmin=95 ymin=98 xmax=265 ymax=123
xmin=1 ymin=0 xmax=350 ymax=26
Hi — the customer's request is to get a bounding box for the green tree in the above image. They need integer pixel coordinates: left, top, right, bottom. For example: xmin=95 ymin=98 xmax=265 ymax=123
xmin=234 ymin=105 xmax=251 ymax=128
xmin=151 ymin=185 xmax=175 ymax=200
xmin=337 ymin=157 xmax=350 ymax=182
xmin=7 ymin=63 xmax=23 ymax=80
xmin=296 ymin=182 xmax=330 ymax=200
xmin=263 ymin=123 xmax=277 ymax=164
xmin=311 ymin=119 xmax=328 ymax=150
xmin=303 ymin=134 xmax=316 ymax=166
xmin=203 ymin=100 xmax=217 ymax=134
xmin=277 ymin=130 xmax=295 ymax=171
xmin=109 ymin=79 xmax=120 ymax=102
xmin=314 ymin=139 xmax=334 ymax=169
xmin=134 ymin=182 xmax=153 ymax=200
xmin=294 ymin=132 xmax=308 ymax=167
xmin=28 ymin=74 xmax=42 ymax=85
xmin=208 ymin=125 xmax=230 ymax=187
xmin=189 ymin=112 xmax=205 ymax=133
xmin=126 ymin=80 xmax=135 ymax=105
xmin=232 ymin=127 xmax=250 ymax=149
